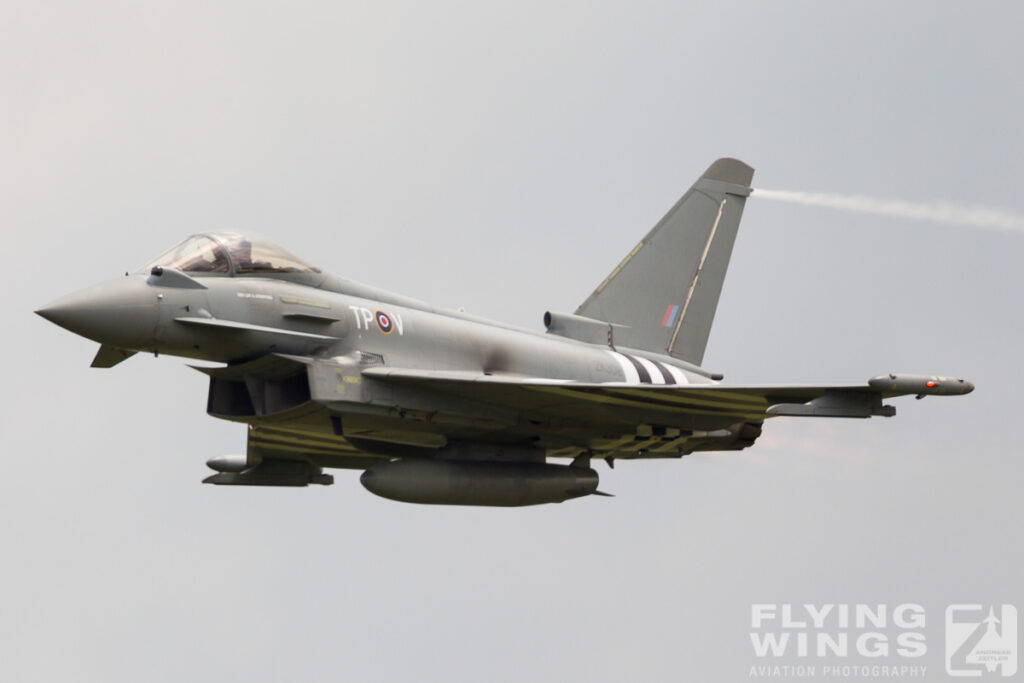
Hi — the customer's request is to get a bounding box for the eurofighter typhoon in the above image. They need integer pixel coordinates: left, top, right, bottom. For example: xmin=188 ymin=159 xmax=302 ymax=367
xmin=37 ymin=159 xmax=973 ymax=506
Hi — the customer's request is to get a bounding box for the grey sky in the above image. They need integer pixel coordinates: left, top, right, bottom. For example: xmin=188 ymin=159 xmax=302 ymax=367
xmin=3 ymin=2 xmax=1021 ymax=681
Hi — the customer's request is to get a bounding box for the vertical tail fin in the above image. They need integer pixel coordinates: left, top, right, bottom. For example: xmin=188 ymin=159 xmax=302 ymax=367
xmin=575 ymin=158 xmax=753 ymax=366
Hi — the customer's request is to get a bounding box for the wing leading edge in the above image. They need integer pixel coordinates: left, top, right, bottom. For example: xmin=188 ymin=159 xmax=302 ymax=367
xmin=361 ymin=367 xmax=974 ymax=420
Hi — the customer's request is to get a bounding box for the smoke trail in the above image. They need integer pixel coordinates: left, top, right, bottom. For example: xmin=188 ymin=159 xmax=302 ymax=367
xmin=751 ymin=188 xmax=1024 ymax=235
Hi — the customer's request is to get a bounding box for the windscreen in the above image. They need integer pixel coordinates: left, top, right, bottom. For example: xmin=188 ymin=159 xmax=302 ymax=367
xmin=144 ymin=235 xmax=230 ymax=273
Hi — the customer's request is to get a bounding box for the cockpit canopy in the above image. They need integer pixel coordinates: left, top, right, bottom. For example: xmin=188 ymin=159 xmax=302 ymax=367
xmin=143 ymin=233 xmax=321 ymax=276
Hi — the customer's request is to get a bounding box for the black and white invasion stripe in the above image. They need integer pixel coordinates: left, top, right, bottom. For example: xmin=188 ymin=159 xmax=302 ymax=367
xmin=605 ymin=350 xmax=689 ymax=385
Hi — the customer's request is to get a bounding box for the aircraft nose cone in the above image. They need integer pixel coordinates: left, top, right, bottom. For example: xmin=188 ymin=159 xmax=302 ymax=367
xmin=35 ymin=297 xmax=94 ymax=330
xmin=36 ymin=276 xmax=158 ymax=347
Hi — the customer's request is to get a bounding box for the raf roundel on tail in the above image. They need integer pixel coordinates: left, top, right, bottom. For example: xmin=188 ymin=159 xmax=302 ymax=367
xmin=35 ymin=161 xmax=973 ymax=506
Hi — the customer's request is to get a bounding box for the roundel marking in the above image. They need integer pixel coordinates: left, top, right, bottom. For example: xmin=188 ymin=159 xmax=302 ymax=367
xmin=375 ymin=310 xmax=394 ymax=334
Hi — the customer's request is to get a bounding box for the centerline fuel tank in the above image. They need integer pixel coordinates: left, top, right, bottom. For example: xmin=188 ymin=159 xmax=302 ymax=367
xmin=360 ymin=459 xmax=600 ymax=506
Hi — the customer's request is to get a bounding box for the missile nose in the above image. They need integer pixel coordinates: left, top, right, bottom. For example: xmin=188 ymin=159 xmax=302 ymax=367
xmin=36 ymin=276 xmax=159 ymax=347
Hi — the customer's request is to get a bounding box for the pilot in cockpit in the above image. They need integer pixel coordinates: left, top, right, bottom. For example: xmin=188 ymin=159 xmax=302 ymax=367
xmin=229 ymin=239 xmax=254 ymax=271
xmin=144 ymin=233 xmax=321 ymax=276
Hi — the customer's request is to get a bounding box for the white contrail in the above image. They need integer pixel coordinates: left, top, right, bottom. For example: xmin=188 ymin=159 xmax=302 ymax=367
xmin=751 ymin=188 xmax=1024 ymax=235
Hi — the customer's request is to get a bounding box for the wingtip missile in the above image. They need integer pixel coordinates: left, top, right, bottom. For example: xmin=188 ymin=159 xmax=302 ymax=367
xmin=868 ymin=374 xmax=974 ymax=396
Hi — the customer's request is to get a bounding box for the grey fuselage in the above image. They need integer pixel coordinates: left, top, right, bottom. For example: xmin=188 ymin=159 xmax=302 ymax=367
xmin=66 ymin=268 xmax=714 ymax=388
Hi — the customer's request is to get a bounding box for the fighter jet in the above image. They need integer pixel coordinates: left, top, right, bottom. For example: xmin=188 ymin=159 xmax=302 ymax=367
xmin=36 ymin=158 xmax=973 ymax=506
